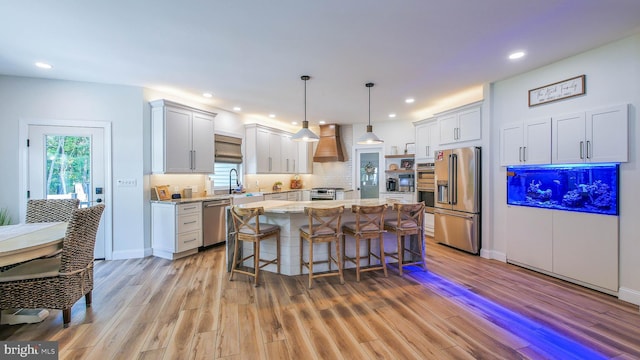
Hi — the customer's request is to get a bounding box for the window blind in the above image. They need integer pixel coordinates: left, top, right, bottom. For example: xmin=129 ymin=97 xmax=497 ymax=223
xmin=215 ymin=134 xmax=242 ymax=164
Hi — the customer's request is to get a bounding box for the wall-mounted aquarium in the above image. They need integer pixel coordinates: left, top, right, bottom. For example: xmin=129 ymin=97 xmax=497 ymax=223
xmin=506 ymin=163 xmax=619 ymax=215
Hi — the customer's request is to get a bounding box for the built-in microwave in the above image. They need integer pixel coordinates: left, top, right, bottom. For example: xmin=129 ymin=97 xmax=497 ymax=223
xmin=398 ymin=174 xmax=414 ymax=192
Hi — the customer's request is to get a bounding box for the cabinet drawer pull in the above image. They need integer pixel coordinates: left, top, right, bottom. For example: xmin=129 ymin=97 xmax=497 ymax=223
xmin=586 ymin=140 xmax=591 ymax=159
xmin=183 ymin=206 xmax=197 ymax=211
xmin=184 ymin=238 xmax=197 ymax=243
xmin=523 ymin=146 xmax=526 ymax=162
xmin=579 ymin=141 xmax=584 ymax=159
xmin=183 ymin=220 xmax=197 ymax=225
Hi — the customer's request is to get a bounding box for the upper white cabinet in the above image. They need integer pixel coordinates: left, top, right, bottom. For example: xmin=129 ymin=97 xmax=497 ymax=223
xmin=414 ymin=118 xmax=438 ymax=162
xmin=438 ymin=103 xmax=481 ymax=145
xmin=246 ymin=124 xmax=312 ymax=174
xmin=151 ymin=99 xmax=216 ymax=174
xmin=552 ymin=104 xmax=628 ymax=163
xmin=500 ymin=118 xmax=551 ymax=166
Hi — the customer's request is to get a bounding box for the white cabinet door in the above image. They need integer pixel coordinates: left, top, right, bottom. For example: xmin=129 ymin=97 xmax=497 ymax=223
xmin=438 ymin=113 xmax=458 ymax=145
xmin=552 ymin=112 xmax=586 ymax=163
xmin=587 ymin=104 xmax=628 ymax=162
xmin=500 ymin=121 xmax=523 ymax=166
xmin=523 ymin=118 xmax=551 ymax=165
xmin=281 ymin=135 xmax=297 ymax=173
xmin=298 ymin=142 xmax=312 ymax=174
xmin=552 ymin=211 xmax=618 ymax=292
xmin=268 ymin=132 xmax=282 ymax=173
xmin=415 ymin=119 xmax=438 ymax=162
xmin=256 ymin=129 xmax=271 ymax=173
xmin=506 ymin=206 xmax=553 ymax=272
xmin=164 ymin=106 xmax=193 ymax=173
xmin=191 ymin=112 xmax=215 ymax=173
xmin=457 ymin=107 xmax=481 ymax=143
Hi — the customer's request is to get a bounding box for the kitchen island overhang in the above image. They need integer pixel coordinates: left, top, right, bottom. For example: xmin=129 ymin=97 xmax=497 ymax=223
xmin=226 ymin=199 xmax=426 ymax=276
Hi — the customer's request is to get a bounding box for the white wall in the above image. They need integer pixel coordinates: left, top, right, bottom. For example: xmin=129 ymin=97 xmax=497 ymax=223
xmin=489 ymin=34 xmax=640 ymax=305
xmin=0 ymin=76 xmax=146 ymax=259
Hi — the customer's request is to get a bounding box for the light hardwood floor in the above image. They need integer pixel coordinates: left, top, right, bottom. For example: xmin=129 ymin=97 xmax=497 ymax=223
xmin=1 ymin=238 xmax=639 ymax=359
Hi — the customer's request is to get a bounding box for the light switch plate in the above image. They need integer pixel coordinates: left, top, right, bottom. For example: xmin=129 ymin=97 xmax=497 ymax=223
xmin=116 ymin=179 xmax=136 ymax=187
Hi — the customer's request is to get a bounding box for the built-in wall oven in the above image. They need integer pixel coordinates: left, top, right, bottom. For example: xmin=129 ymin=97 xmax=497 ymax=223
xmin=310 ymin=187 xmax=343 ymax=200
xmin=416 ymin=163 xmax=435 ymax=209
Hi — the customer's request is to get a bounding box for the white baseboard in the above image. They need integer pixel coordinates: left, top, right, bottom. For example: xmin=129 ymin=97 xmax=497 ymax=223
xmin=480 ymin=248 xmax=506 ymax=262
xmin=111 ymin=248 xmax=147 ymax=260
xmin=618 ymin=287 xmax=640 ymax=308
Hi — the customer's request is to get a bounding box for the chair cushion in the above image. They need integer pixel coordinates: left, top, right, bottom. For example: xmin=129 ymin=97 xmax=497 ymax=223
xmin=342 ymin=221 xmax=380 ymax=233
xmin=239 ymin=223 xmax=279 ymax=235
xmin=0 ymin=257 xmax=60 ymax=282
xmin=300 ymin=224 xmax=337 ymax=236
xmin=385 ymin=220 xmax=418 ymax=230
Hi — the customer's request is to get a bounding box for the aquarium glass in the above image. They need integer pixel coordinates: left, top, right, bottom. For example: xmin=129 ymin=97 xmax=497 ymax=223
xmin=506 ymin=163 xmax=619 ymax=215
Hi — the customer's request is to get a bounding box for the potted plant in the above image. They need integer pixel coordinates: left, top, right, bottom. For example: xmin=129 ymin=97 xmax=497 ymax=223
xmin=273 ymin=181 xmax=283 ymax=191
xmin=0 ymin=207 xmax=11 ymax=226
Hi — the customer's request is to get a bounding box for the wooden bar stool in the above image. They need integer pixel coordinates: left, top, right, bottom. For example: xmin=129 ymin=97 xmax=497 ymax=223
xmin=384 ymin=202 xmax=426 ymax=276
xmin=341 ymin=204 xmax=388 ymax=282
xmin=299 ymin=206 xmax=345 ymax=288
xmin=229 ymin=206 xmax=280 ymax=287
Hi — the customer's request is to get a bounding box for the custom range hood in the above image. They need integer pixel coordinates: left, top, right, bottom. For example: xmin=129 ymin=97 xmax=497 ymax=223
xmin=313 ymin=124 xmax=346 ymax=162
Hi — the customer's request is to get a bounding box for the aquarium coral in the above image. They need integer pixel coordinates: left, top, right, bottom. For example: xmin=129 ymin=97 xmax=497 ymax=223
xmin=526 ymin=180 xmax=552 ymax=201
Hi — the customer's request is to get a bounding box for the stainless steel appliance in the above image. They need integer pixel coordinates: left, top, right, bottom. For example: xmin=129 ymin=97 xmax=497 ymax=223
xmin=398 ymin=174 xmax=414 ymax=192
xmin=310 ymin=187 xmax=343 ymax=200
xmin=416 ymin=162 xmax=435 ymax=209
xmin=202 ymin=198 xmax=231 ymax=247
xmin=434 ymin=147 xmax=480 ymax=254
xmin=386 ymin=178 xmax=397 ymax=192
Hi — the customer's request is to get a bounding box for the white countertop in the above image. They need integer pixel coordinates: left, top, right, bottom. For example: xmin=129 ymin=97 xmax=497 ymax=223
xmin=235 ymin=198 xmax=409 ymax=214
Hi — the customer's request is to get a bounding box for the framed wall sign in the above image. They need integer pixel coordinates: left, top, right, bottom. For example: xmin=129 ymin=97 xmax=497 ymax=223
xmin=528 ymin=75 xmax=586 ymax=107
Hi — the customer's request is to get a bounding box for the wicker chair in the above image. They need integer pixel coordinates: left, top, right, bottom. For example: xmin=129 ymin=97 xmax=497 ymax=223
xmin=0 ymin=204 xmax=105 ymax=328
xmin=26 ymin=199 xmax=80 ymax=223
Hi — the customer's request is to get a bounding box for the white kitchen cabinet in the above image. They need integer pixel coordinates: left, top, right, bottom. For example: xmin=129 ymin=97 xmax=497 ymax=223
xmin=438 ymin=103 xmax=481 ymax=145
xmin=246 ymin=124 xmax=307 ymax=174
xmin=281 ymin=135 xmax=298 ymax=174
xmin=506 ymin=206 xmax=553 ymax=272
xmin=379 ymin=192 xmax=414 ymax=203
xmin=500 ymin=118 xmax=551 ymax=166
xmin=297 ymin=142 xmax=312 ymax=174
xmin=287 ymin=191 xmax=300 ymax=201
xmin=414 ymin=118 xmax=438 ymax=162
xmin=151 ymin=202 xmax=203 ymax=260
xmin=151 ymin=99 xmax=216 ymax=174
xmin=552 ymin=104 xmax=628 ymax=163
xmin=264 ymin=192 xmax=288 ymax=200
xmin=552 ymin=211 xmax=618 ymax=292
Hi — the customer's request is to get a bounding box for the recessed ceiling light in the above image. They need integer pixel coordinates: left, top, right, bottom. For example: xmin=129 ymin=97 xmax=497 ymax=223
xmin=389 ymin=113 xmax=396 ymax=118
xmin=405 ymin=98 xmax=415 ymax=104
xmin=202 ymin=92 xmax=213 ymax=98
xmin=291 ymin=121 xmax=298 ymax=125
xmin=269 ymin=114 xmax=276 ymax=118
xmin=509 ymin=51 xmax=526 ymax=60
xmin=35 ymin=62 xmax=52 ymax=69
xmin=319 ymin=120 xmax=326 ymax=125
xmin=233 ymin=106 xmax=242 ymax=111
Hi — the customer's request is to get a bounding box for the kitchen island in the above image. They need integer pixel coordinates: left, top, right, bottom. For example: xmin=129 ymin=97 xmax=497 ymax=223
xmin=227 ymin=198 xmax=425 ymax=276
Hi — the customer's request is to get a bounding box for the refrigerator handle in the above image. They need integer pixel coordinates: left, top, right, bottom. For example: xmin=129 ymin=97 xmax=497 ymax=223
xmin=451 ymin=153 xmax=457 ymax=205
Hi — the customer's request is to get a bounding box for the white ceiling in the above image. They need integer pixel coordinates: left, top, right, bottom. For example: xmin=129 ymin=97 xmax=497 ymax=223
xmin=1 ymin=1 xmax=640 ymax=127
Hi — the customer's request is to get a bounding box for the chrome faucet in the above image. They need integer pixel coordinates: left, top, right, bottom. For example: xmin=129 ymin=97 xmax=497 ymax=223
xmin=229 ymin=168 xmax=239 ymax=194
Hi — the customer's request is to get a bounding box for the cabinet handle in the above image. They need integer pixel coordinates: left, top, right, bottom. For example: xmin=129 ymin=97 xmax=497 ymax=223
xmin=183 ymin=206 xmax=197 ymax=210
xmin=184 ymin=220 xmax=197 ymax=225
xmin=586 ymin=141 xmax=591 ymax=159
xmin=580 ymin=141 xmax=584 ymax=159
xmin=519 ymin=147 xmax=522 ymax=162
xmin=269 ymin=157 xmax=272 ymax=171
xmin=287 ymin=159 xmax=290 ymax=172
xmin=184 ymin=238 xmax=197 ymax=243
xmin=293 ymin=160 xmax=296 ymax=172
xmin=523 ymin=146 xmax=526 ymax=162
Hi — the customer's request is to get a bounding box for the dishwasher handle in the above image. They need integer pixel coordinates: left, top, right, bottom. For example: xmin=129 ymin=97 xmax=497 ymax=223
xmin=204 ymin=200 xmax=231 ymax=208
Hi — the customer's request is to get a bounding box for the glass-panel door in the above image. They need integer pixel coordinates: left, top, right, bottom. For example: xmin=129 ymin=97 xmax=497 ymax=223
xmin=359 ymin=152 xmax=380 ymax=199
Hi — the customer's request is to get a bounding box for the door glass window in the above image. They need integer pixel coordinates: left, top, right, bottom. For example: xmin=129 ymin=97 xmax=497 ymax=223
xmin=360 ymin=152 xmax=379 ymax=199
xmin=45 ymin=135 xmax=92 ymax=207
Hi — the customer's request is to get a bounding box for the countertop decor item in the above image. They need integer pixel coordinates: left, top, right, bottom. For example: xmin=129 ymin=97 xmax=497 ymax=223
xmin=528 ymin=74 xmax=586 ymax=107
xmin=156 ymin=185 xmax=171 ymax=200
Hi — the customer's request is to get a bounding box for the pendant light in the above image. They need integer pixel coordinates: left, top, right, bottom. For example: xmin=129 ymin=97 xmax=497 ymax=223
xmin=291 ymin=75 xmax=319 ymax=142
xmin=357 ymin=82 xmax=384 ymax=144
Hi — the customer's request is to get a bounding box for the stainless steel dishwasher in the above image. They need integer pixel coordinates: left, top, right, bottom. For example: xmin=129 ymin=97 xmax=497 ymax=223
xmin=202 ymin=199 xmax=231 ymax=247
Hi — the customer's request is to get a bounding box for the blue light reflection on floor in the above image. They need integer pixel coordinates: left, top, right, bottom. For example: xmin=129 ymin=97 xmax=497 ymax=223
xmin=405 ymin=266 xmax=607 ymax=359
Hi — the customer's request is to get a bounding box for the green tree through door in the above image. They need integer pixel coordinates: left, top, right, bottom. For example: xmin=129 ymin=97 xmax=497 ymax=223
xmin=45 ymin=135 xmax=91 ymax=205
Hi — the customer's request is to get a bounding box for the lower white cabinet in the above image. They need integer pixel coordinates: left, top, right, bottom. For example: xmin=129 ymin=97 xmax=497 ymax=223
xmin=506 ymin=206 xmax=553 ymax=272
xmin=264 ymin=192 xmax=288 ymax=201
xmin=152 ymin=202 xmax=203 ymax=260
xmin=379 ymin=192 xmax=414 ymax=203
xmin=506 ymin=206 xmax=618 ymax=294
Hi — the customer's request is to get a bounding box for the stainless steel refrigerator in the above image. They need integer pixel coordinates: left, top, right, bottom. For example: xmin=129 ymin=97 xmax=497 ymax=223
xmin=434 ymin=146 xmax=481 ymax=254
